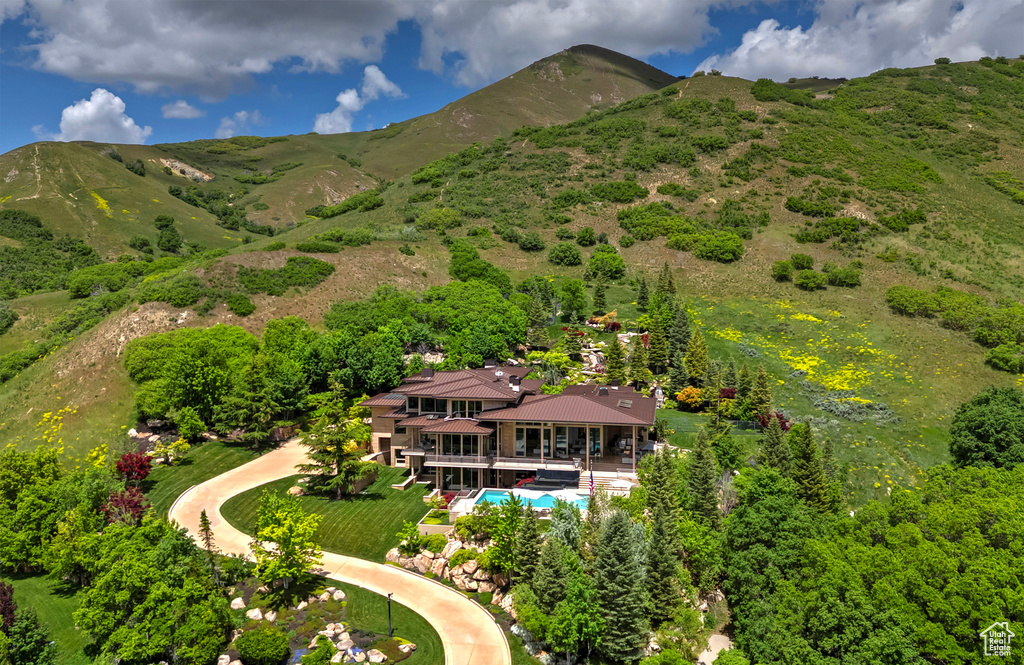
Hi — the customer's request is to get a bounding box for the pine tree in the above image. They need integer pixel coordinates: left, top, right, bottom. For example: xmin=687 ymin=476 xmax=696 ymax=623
xmin=684 ymin=328 xmax=709 ymax=385
xmin=820 ymin=436 xmax=844 ymax=514
xmin=514 ymin=504 xmax=542 ymax=588
xmin=198 ymin=509 xmax=220 ymax=584
xmin=656 ymin=262 xmax=675 ymax=298
xmin=563 ymin=324 xmax=584 ymax=359
xmin=628 ymin=335 xmax=651 ymax=387
xmin=712 ymin=431 xmax=742 ymax=471
xmin=637 ymin=275 xmax=650 ymax=311
xmin=688 ymin=428 xmax=720 ymax=530
xmin=593 ymin=278 xmax=607 ymax=315
xmin=533 ymin=539 xmax=569 ymax=613
xmin=645 ymin=452 xmax=681 ymax=624
xmin=792 ymin=422 xmax=829 ymax=512
xmin=647 ymin=311 xmax=670 ymax=374
xmin=526 ymin=296 xmax=549 ymax=349
xmin=668 ymin=307 xmax=691 ymax=359
xmin=722 ymin=359 xmax=738 ymax=388
xmin=667 ymin=352 xmax=691 ymax=397
xmin=604 ymin=338 xmax=627 ymax=385
xmin=594 ymin=511 xmax=649 ymax=662
xmin=749 ymin=364 xmax=773 ymax=417
xmin=759 ymin=415 xmax=792 ymax=476
xmin=737 ymin=362 xmax=752 ymax=400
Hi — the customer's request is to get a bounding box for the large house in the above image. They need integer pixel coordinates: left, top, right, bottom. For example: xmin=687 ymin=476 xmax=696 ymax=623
xmin=362 ymin=364 xmax=657 ymax=491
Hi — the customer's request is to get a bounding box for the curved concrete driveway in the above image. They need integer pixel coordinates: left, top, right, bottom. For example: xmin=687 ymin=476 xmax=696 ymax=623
xmin=169 ymin=439 xmax=511 ymax=665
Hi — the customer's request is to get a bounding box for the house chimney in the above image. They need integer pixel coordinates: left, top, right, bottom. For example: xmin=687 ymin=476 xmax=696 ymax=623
xmin=511 ymin=375 xmax=521 ymax=392
xmin=610 ymin=379 xmax=620 ymax=388
xmin=484 ymin=358 xmax=496 ymax=368
xmin=421 ymin=368 xmax=434 ymax=379
xmin=599 ymin=386 xmax=609 ymax=396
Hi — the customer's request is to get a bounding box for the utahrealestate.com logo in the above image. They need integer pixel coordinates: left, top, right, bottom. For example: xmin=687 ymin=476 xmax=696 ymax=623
xmin=981 ymin=622 xmax=1015 ymax=658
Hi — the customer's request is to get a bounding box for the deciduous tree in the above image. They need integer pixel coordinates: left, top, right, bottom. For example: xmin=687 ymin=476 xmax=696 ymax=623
xmin=115 ymin=452 xmax=152 ymax=488
xmin=250 ymin=491 xmax=322 ymax=589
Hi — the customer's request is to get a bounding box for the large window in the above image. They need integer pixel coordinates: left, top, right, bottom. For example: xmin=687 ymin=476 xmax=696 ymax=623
xmin=515 ymin=428 xmax=526 ymax=457
xmin=407 ymin=396 xmax=419 ymax=412
xmin=441 ymin=434 xmax=480 ymax=456
xmin=589 ymin=427 xmax=602 ymax=456
xmin=420 ymin=397 xmax=447 ymax=414
xmin=452 ymin=400 xmax=482 ymax=418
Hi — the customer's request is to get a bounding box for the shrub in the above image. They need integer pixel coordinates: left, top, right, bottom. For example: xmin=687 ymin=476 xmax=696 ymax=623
xmin=549 ymin=242 xmax=583 ymax=266
xmin=136 ymin=274 xmax=206 ymax=307
xmin=449 ymin=549 xmax=476 ymax=568
xmin=128 ymin=235 xmax=153 ymax=253
xmin=588 ymin=245 xmax=626 ymax=279
xmin=422 ymin=533 xmax=447 ymax=553
xmin=518 ymin=232 xmax=546 ymax=252
xmin=397 ymin=521 xmax=422 ymax=556
xmin=399 ymin=244 xmax=415 ymax=256
xmin=236 ymin=627 xmax=290 ymax=665
xmin=0 ymin=302 xmax=17 ymax=335
xmin=237 ymin=257 xmax=335 ymax=296
xmin=294 ymin=241 xmax=341 ymax=253
xmin=226 ymin=293 xmax=256 ymax=316
xmin=555 ymin=227 xmax=575 ymax=240
xmin=986 ymin=343 xmax=1024 ymax=374
xmin=794 ymin=270 xmax=826 ymax=291
xmin=825 ymin=267 xmax=862 ymax=287
xmin=576 ymin=227 xmax=596 ymax=246
xmin=885 ymin=285 xmax=940 ymax=317
xmin=620 ymin=235 xmax=635 ymax=248
xmin=175 ymin=405 xmax=206 ymax=441
xmin=657 ymin=183 xmax=701 ymax=201
xmin=693 ymin=232 xmax=743 ymax=263
xmin=790 ymin=253 xmax=814 ymax=270
xmin=417 ymin=207 xmax=462 ymax=231
xmin=772 ymin=260 xmax=794 ymax=281
xmin=934 ymin=57 xmax=951 ymax=65
xmin=591 ymin=180 xmax=649 ymax=203
xmin=263 ymin=241 xmax=286 ymax=251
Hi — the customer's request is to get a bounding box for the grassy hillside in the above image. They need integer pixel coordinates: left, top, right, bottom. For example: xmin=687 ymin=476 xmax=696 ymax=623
xmin=1 ymin=53 xmax=1023 ymax=505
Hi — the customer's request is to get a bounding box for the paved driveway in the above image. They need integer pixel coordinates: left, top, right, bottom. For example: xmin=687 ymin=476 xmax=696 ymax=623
xmin=168 ymin=439 xmax=512 ymax=665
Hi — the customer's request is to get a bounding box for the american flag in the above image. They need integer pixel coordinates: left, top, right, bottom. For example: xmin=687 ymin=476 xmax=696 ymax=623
xmin=589 ymin=470 xmax=594 ymax=495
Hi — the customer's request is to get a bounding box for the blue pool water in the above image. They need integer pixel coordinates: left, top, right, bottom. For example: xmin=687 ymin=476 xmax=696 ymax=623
xmin=475 ymin=489 xmax=588 ymax=509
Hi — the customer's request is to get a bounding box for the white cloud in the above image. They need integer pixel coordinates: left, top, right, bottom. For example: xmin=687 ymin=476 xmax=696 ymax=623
xmin=215 ymin=110 xmax=265 ymax=139
xmin=33 ymin=88 xmax=152 ymax=143
xmin=314 ymin=65 xmax=405 ymax=134
xmin=695 ymin=0 xmax=1024 ymax=81
xmin=161 ymin=99 xmax=205 ymax=119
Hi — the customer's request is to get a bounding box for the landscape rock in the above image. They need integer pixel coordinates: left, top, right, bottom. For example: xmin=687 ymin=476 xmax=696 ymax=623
xmin=478 ymin=581 xmax=496 ymax=593
xmin=398 ymin=642 xmax=417 ymax=653
xmin=331 ymin=653 xmax=344 ymax=664
xmin=430 ymin=557 xmax=447 ymax=577
xmin=326 ymin=586 xmax=337 ymax=593
xmin=337 ymin=638 xmax=354 ymax=652
xmin=265 ymin=610 xmax=277 ymax=623
xmin=492 ymin=572 xmax=508 ymax=588
xmin=231 ymin=629 xmax=243 ymax=642
xmin=413 ymin=555 xmax=430 ymax=574
xmin=230 ymin=661 xmax=241 ymax=665
xmin=366 ymin=649 xmax=387 ymax=663
xmin=309 ymin=637 xmax=321 ymax=649
xmin=398 ymin=556 xmax=414 ymax=569
xmin=332 ymin=589 xmax=346 ymax=602
xmin=500 ymin=592 xmax=516 ymax=619
xmin=492 ymin=589 xmax=504 ymax=605
xmin=420 ymin=549 xmax=435 ymax=560
xmin=463 ymin=560 xmax=479 ymax=575
xmin=385 ymin=548 xmax=401 ymax=564
xmin=472 ymin=567 xmax=491 ymax=581
xmin=287 ymin=485 xmax=304 ymax=496
xmin=245 ymin=608 xmax=263 ymax=621
xmin=257 ymin=585 xmax=270 ymax=594
xmin=127 ymin=428 xmax=138 ymax=437
xmin=230 ymin=597 xmax=245 ymax=610
xmin=441 ymin=540 xmax=462 ymax=559
xmin=296 ymin=601 xmax=308 ymax=611
xmin=319 ymin=591 xmax=331 ymax=602
xmin=217 ymin=656 xmax=230 ymax=665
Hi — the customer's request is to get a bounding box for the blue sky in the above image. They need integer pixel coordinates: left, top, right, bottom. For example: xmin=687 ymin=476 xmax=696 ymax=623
xmin=1 ymin=0 xmax=1020 ymax=155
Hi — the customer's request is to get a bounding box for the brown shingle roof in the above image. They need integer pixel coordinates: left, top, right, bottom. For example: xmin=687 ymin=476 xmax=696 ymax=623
xmin=397 ymin=415 xmax=445 ymax=427
xmin=376 ymin=408 xmax=409 ymax=419
xmin=475 ymin=391 xmax=655 ymax=426
xmin=392 ymin=366 xmax=535 ymax=401
xmin=361 ymin=393 xmax=406 ymax=407
xmin=422 ymin=419 xmax=495 ymax=435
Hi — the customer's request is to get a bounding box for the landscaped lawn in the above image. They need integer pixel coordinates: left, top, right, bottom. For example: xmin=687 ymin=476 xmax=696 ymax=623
xmin=337 ymin=582 xmax=443 ymax=665
xmin=221 ymin=466 xmax=431 ymax=561
xmin=144 ymin=439 xmax=259 ymax=517
xmin=8 ymin=574 xmax=92 ymax=665
xmin=508 ymin=633 xmax=543 ymax=665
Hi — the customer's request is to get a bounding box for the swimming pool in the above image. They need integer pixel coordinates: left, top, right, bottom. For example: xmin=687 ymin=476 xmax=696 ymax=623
xmin=475 ymin=489 xmax=589 ymax=510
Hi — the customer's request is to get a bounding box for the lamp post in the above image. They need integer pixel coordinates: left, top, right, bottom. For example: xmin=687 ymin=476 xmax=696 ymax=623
xmin=387 ymin=593 xmax=393 ymax=638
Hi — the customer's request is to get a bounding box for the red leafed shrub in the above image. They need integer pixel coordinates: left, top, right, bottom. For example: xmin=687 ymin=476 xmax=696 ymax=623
xmin=561 ymin=326 xmax=569 ymax=331
xmin=516 ymin=476 xmax=536 ymax=488
xmin=116 ymin=451 xmax=153 ymax=487
xmin=719 ymin=388 xmax=737 ymax=399
xmin=0 ymin=579 xmax=15 ymax=637
xmin=575 ymin=331 xmax=585 ymax=337
xmin=756 ymin=411 xmax=792 ymax=432
xmin=102 ymin=487 xmax=150 ymax=525
xmin=587 ymin=317 xmax=601 ymax=325
xmin=442 ymin=492 xmax=456 ymax=508
xmin=641 ymin=332 xmax=650 ymax=347
xmin=604 ymin=322 xmax=622 ymax=332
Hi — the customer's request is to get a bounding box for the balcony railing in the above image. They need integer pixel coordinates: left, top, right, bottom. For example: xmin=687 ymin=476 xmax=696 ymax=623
xmin=418 ymin=452 xmax=581 ymax=470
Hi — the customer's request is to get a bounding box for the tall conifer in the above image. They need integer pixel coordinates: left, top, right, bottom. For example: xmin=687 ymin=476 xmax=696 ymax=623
xmin=668 ymin=307 xmax=691 ymax=359
xmin=604 ymin=338 xmax=628 ymax=385
xmin=594 ymin=511 xmax=649 ymax=662
xmin=628 ymin=335 xmax=651 ymax=387
xmin=792 ymin=422 xmax=829 ymax=512
xmin=526 ymin=297 xmax=549 ymax=349
xmin=533 ymin=539 xmax=569 ymax=613
xmin=759 ymin=415 xmax=792 ymax=476
xmin=593 ymin=278 xmax=607 ymax=315
xmin=648 ymin=312 xmax=670 ymax=374
xmin=637 ymin=275 xmax=649 ymax=311
xmin=688 ymin=428 xmax=720 ymax=529
xmin=684 ymin=328 xmax=709 ymax=384
xmin=656 ymin=262 xmax=675 ymax=298
xmin=737 ymin=362 xmax=752 ymax=400
xmin=667 ymin=352 xmax=691 ymax=397
xmin=514 ymin=504 xmax=542 ymax=588
xmin=722 ymin=359 xmax=738 ymax=388
xmin=750 ymin=364 xmax=773 ymax=416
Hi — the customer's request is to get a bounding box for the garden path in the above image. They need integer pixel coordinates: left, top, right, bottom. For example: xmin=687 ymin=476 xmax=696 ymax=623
xmin=168 ymin=438 xmax=512 ymax=665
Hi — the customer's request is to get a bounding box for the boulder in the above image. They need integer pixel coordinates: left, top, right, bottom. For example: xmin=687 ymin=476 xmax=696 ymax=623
xmin=319 ymin=591 xmax=331 ymax=602
xmin=230 ymin=661 xmax=241 ymax=665
xmin=398 ymin=642 xmax=417 ymax=654
xmin=331 ymin=652 xmax=344 ymax=664
xmin=287 ymin=486 xmax=304 ymax=496
xmin=491 ymin=589 xmax=504 ymax=605
xmin=245 ymin=608 xmax=263 ymax=621
xmin=478 ymin=581 xmax=496 ymax=593
xmin=492 ymin=572 xmax=508 ymax=588
xmin=296 ymin=601 xmax=308 ymax=611
xmin=398 ymin=556 xmax=415 ymax=569
xmin=230 ymin=597 xmax=245 ymax=610
xmin=429 ymin=557 xmax=447 ymax=577
xmin=441 ymin=540 xmax=462 ymax=559
xmin=257 ymin=585 xmax=270 ymax=594
xmin=265 ymin=610 xmax=277 ymax=623
xmin=309 ymin=637 xmax=321 ymax=649
xmin=127 ymin=428 xmax=138 ymax=438
xmin=420 ymin=549 xmax=435 ymax=560
xmin=449 ymin=564 xmax=464 ymax=577
xmin=366 ymin=649 xmax=387 ymax=663
xmin=472 ymin=568 xmax=491 ymax=581
xmin=463 ymin=560 xmax=479 ymax=575
xmin=337 ymin=638 xmax=354 ymax=652
xmin=500 ymin=592 xmax=516 ymax=619
xmin=230 ymin=629 xmax=243 ymax=643
xmin=452 ymin=574 xmax=471 ymax=591
xmin=146 ymin=419 xmax=165 ymax=429
xmin=332 ymin=589 xmax=346 ymax=602
xmin=412 ymin=555 xmax=430 ymax=574
xmin=385 ymin=548 xmax=401 ymax=564
xmin=466 ymin=579 xmax=479 ymax=591
xmin=217 ymin=656 xmax=231 ymax=665
xmin=326 ymin=586 xmax=337 ymax=593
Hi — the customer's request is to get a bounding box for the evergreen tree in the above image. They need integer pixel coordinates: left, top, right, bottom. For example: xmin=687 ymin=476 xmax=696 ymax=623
xmin=550 ymin=498 xmax=583 ymax=551
xmin=647 ymin=311 xmax=670 ymax=374
xmin=637 ymin=275 xmax=650 ymax=311
xmin=688 ymin=428 xmax=720 ymax=530
xmin=298 ymin=414 xmax=375 ymax=500
xmin=645 ymin=452 xmax=681 ymax=624
xmin=491 ymin=494 xmax=524 ymax=582
xmin=628 ymin=335 xmax=651 ymax=387
xmin=684 ymin=328 xmax=709 ymax=385
xmin=656 ymin=262 xmax=675 ymax=298
xmin=604 ymin=338 xmax=628 ymax=385
xmin=820 ymin=437 xmax=845 ymax=514
xmin=792 ymin=422 xmax=830 ymax=512
xmin=6 ymin=610 xmax=56 ymax=665
xmin=749 ymin=364 xmax=773 ymax=417
xmin=514 ymin=504 xmax=542 ymax=588
xmin=722 ymin=359 xmax=738 ymax=388
xmin=737 ymin=362 xmax=753 ymax=400
xmin=594 ymin=511 xmax=649 ymax=662
xmin=0 ymin=580 xmax=14 ymax=637
xmin=533 ymin=539 xmax=569 ymax=613
xmin=198 ymin=509 xmax=219 ymax=584
xmin=668 ymin=306 xmax=691 ymax=359
xmin=667 ymin=352 xmax=691 ymax=397
xmin=592 ymin=278 xmax=607 ymax=315
xmin=562 ymin=324 xmax=584 ymax=360
xmin=645 ymin=451 xmax=679 ymax=517
xmin=526 ymin=297 xmax=549 ymax=349
xmin=713 ymin=431 xmax=742 ymax=471
xmin=759 ymin=415 xmax=792 ymax=476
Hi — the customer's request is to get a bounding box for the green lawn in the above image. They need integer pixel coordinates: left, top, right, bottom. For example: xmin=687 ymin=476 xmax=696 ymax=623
xmin=338 ymin=582 xmax=443 ymax=665
xmin=8 ymin=575 xmax=92 ymax=665
xmin=508 ymin=633 xmax=544 ymax=665
xmin=144 ymin=439 xmax=259 ymax=518
xmin=221 ymin=466 xmax=431 ymax=561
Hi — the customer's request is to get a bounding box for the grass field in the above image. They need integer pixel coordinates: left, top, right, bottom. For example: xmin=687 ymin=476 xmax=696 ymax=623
xmin=337 ymin=581 xmax=443 ymax=665
xmin=144 ymin=438 xmax=260 ymax=517
xmin=221 ymin=466 xmax=431 ymax=561
xmin=7 ymin=574 xmax=92 ymax=665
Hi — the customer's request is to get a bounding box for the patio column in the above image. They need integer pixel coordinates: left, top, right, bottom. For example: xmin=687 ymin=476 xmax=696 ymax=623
xmin=632 ymin=425 xmax=636 ymax=473
xmin=585 ymin=430 xmax=590 ymax=471
xmin=540 ymin=426 xmax=545 ymax=463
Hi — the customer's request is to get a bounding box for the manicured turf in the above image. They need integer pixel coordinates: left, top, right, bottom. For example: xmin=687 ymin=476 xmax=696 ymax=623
xmin=338 ymin=581 xmax=443 ymax=665
xmin=508 ymin=633 xmax=544 ymax=665
xmin=221 ymin=466 xmax=431 ymax=561
xmin=144 ymin=438 xmax=259 ymax=518
xmin=7 ymin=574 xmax=92 ymax=665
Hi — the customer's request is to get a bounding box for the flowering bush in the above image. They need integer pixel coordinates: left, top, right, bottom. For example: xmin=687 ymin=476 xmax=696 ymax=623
xmin=675 ymin=387 xmax=703 ymax=410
